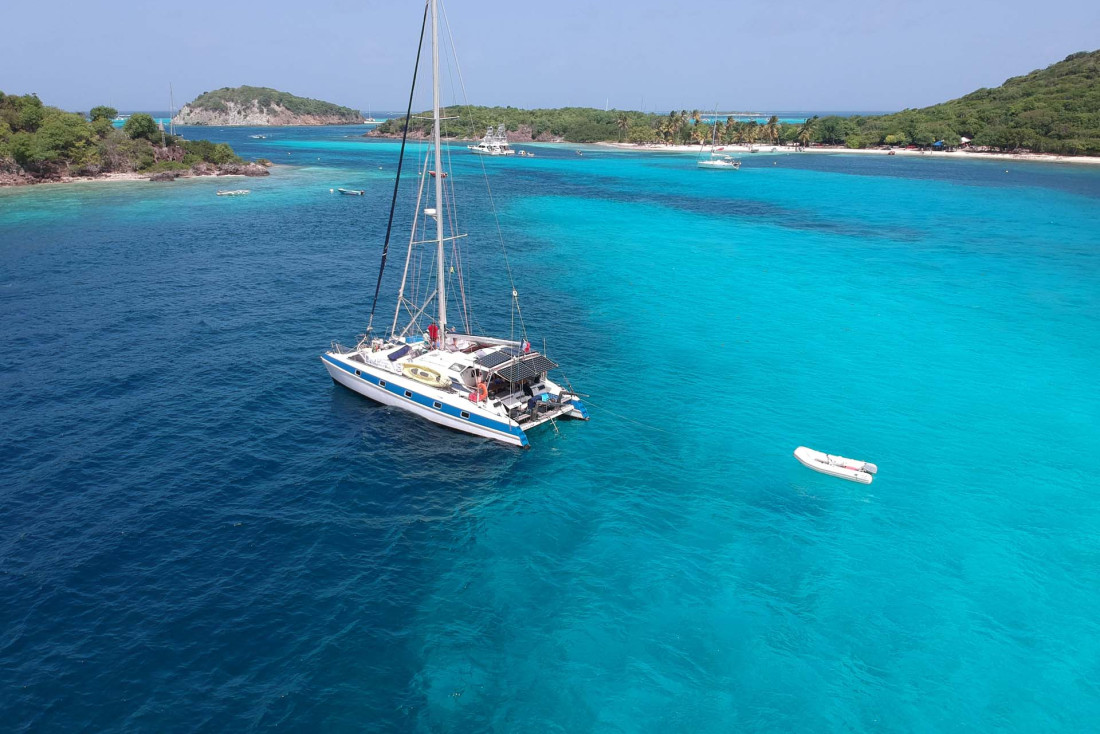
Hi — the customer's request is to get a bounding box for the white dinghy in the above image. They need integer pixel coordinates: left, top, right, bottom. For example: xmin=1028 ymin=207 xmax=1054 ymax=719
xmin=794 ymin=446 xmax=878 ymax=484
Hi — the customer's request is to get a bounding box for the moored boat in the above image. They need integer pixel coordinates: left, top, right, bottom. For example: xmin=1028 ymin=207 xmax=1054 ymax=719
xmin=321 ymin=0 xmax=588 ymax=449
xmin=338 ymin=188 xmax=365 ymax=195
xmin=794 ymin=446 xmax=877 ymax=484
xmin=697 ymin=108 xmax=741 ymax=170
xmin=697 ymin=153 xmax=741 ymax=169
xmin=216 ymin=189 xmax=250 ymax=196
xmin=467 ymin=124 xmax=515 ymax=156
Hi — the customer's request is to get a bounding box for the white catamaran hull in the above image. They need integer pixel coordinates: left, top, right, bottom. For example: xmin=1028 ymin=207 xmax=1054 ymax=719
xmin=322 ymin=355 xmax=528 ymax=446
xmin=321 ymin=351 xmax=591 ymax=447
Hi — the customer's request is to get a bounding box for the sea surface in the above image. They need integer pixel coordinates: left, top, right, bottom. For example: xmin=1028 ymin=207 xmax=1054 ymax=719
xmin=2 ymin=126 xmax=1099 ymax=732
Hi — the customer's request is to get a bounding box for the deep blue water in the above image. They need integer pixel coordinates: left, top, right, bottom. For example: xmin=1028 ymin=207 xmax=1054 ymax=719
xmin=2 ymin=125 xmax=1099 ymax=731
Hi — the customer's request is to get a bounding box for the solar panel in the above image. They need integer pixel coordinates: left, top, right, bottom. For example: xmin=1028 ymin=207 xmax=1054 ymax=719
xmin=475 ymin=350 xmax=514 ymax=368
xmin=494 ymin=354 xmax=558 ymax=382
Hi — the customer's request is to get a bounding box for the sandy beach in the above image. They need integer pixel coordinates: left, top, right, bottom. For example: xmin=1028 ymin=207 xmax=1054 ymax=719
xmin=598 ymin=142 xmax=1100 ymax=166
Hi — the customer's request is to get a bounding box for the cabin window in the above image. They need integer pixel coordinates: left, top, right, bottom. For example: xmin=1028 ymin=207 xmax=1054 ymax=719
xmin=460 ymin=411 xmax=470 ymax=419
xmin=379 ymin=380 xmax=386 ymax=387
xmin=404 ymin=390 xmax=413 ymax=398
xmin=355 ymin=369 xmax=361 ymax=377
xmin=433 ymin=401 xmax=442 ymax=409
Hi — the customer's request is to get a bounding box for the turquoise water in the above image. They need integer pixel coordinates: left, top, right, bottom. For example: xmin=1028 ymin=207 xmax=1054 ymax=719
xmin=2 ymin=126 xmax=1099 ymax=731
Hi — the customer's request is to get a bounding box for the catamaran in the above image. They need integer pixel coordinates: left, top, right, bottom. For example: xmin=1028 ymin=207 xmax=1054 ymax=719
xmin=467 ymin=124 xmax=515 ymax=156
xmin=321 ymin=0 xmax=588 ymax=448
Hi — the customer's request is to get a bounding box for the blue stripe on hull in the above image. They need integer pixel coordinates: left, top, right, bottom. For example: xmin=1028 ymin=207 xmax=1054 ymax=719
xmin=321 ymin=353 xmax=528 ymax=447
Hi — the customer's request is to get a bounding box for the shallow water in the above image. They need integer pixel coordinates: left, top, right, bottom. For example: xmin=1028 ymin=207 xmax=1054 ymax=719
xmin=2 ymin=125 xmax=1099 ymax=731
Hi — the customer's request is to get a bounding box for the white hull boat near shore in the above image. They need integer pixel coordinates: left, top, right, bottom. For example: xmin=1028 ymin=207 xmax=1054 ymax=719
xmin=794 ymin=446 xmax=877 ymax=484
xmin=468 ymin=124 xmax=515 ymax=156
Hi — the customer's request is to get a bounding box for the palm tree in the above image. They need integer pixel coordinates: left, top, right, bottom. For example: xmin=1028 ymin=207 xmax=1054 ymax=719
xmin=723 ymin=119 xmax=737 ymax=145
xmin=667 ymin=111 xmax=680 ymax=143
xmin=764 ymin=115 xmax=779 ymax=145
xmin=797 ymin=115 xmax=818 ymax=148
xmin=616 ymin=113 xmax=630 ymax=142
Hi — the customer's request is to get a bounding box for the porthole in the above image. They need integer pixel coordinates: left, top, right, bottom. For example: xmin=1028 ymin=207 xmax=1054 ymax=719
xmin=404 ymin=390 xmax=413 ymax=398
xmin=379 ymin=380 xmax=386 ymax=387
xmin=460 ymin=411 xmax=470 ymax=420
xmin=433 ymin=401 xmax=442 ymax=409
xmin=354 ymin=369 xmax=361 ymax=377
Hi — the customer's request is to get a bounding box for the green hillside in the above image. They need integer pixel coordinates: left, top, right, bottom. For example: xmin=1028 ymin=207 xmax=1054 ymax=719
xmin=186 ymin=86 xmax=361 ymax=120
xmin=377 ymin=51 xmax=1099 ymax=155
xmin=814 ymin=50 xmax=1100 ymax=154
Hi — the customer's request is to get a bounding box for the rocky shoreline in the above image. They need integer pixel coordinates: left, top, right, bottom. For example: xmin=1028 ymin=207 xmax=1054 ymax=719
xmin=0 ymin=161 xmax=272 ymax=188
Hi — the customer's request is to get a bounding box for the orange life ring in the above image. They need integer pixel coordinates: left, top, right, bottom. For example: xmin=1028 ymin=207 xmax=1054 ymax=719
xmin=476 ymin=382 xmax=488 ymax=402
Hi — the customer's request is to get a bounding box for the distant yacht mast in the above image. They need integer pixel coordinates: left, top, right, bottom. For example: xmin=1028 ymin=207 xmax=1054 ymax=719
xmin=169 ymin=83 xmax=176 ymax=137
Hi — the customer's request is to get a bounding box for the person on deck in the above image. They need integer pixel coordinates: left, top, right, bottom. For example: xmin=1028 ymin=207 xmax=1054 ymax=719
xmin=427 ymin=323 xmax=439 ymax=349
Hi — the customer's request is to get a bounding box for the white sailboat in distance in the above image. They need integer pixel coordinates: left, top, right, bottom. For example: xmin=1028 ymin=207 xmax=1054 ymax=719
xmin=321 ymin=0 xmax=589 ymax=448
xmin=698 ymin=108 xmax=741 ymax=169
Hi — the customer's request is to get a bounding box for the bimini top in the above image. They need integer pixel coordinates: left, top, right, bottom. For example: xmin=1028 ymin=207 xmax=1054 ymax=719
xmin=477 ymin=350 xmax=558 ymax=382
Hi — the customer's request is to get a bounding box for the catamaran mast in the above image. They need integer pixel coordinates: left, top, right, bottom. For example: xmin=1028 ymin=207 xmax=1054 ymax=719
xmin=431 ymin=0 xmax=447 ymax=344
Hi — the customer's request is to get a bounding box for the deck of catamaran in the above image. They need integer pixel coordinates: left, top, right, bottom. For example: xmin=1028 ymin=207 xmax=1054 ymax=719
xmin=323 ymin=333 xmax=587 ymax=448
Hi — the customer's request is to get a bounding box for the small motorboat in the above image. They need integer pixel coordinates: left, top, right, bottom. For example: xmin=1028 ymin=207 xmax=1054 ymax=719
xmin=216 ymin=189 xmax=250 ymax=196
xmin=401 ymin=363 xmax=451 ymax=389
xmin=338 ymin=188 xmax=365 ymax=196
xmin=794 ymin=446 xmax=877 ymax=484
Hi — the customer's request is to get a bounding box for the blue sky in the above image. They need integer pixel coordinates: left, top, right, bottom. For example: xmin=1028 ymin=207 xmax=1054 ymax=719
xmin=3 ymin=0 xmax=1097 ymax=114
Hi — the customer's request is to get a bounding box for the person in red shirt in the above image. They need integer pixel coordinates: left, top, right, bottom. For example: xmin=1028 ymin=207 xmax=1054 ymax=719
xmin=427 ymin=323 xmax=439 ymax=349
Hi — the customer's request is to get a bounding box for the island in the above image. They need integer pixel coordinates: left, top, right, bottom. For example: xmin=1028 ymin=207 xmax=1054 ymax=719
xmin=0 ymin=93 xmax=269 ymax=186
xmin=173 ymin=86 xmax=364 ymax=126
xmin=371 ymin=49 xmax=1099 ymax=158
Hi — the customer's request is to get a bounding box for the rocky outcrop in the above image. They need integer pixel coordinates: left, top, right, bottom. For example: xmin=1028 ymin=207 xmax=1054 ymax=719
xmin=0 ymin=158 xmax=33 ymax=186
xmin=174 ymin=100 xmax=362 ymax=127
xmin=150 ymin=162 xmax=271 ymax=180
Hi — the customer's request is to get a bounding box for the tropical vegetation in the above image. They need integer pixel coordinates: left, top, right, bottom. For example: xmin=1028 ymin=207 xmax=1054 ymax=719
xmin=375 ymin=50 xmax=1099 ymax=155
xmin=374 ymin=105 xmax=660 ymax=143
xmin=0 ymin=92 xmax=244 ymax=182
xmin=812 ymin=50 xmax=1100 ymax=154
